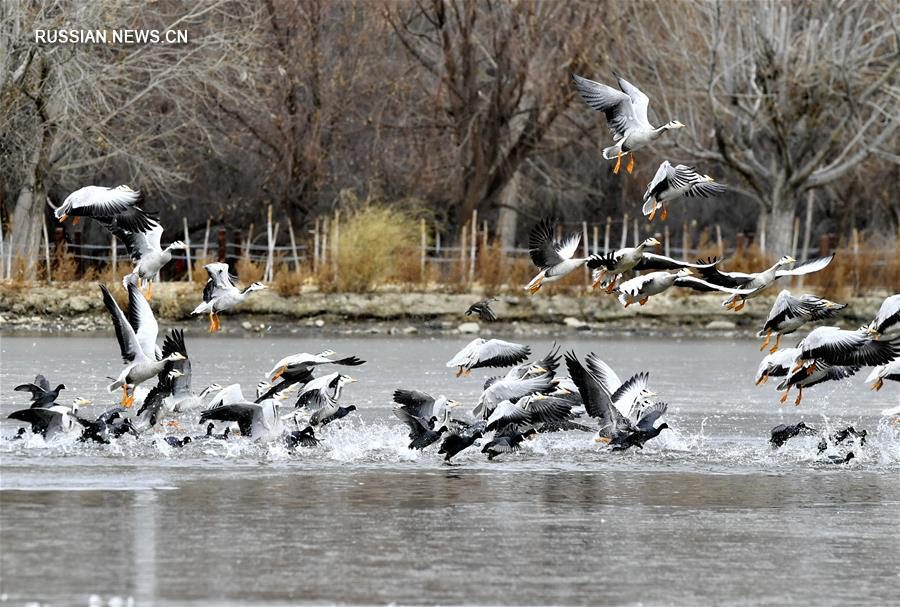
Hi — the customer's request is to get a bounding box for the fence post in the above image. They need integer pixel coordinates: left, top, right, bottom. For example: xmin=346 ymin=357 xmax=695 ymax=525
xmin=715 ymin=224 xmax=724 ymax=259
xmin=435 ymin=226 xmax=441 ymax=256
xmin=632 ymin=218 xmax=639 ymax=248
xmin=183 ymin=217 xmax=192 ymax=282
xmin=482 ymin=220 xmax=488 ymax=252
xmin=201 ymin=219 xmax=211 ymax=262
xmin=758 ymin=213 xmax=767 ymax=254
xmin=287 ymin=217 xmax=300 ymax=272
xmin=265 ymin=205 xmax=273 ymax=282
xmin=42 ymin=215 xmax=52 ymax=283
xmin=791 ymin=217 xmax=800 ymax=259
xmin=460 ymin=222 xmax=468 ymax=284
xmin=682 ymin=222 xmax=691 ymax=260
xmin=798 ymin=192 xmax=814 ymax=287
xmin=321 ymin=218 xmax=329 ymax=268
xmin=664 ymin=224 xmax=671 ymax=258
xmin=218 ymin=228 xmax=226 ymax=263
xmin=333 ymin=209 xmax=340 ymax=274
xmin=582 ymin=221 xmax=590 ymax=284
xmin=592 ymin=224 xmax=599 ymax=255
xmin=0 ymin=218 xmax=5 ymax=280
xmin=620 ymin=213 xmax=628 ymax=248
xmin=420 ymin=218 xmax=427 ymax=282
xmin=604 ymin=216 xmax=611 ymax=254
xmin=469 ymin=210 xmax=477 ymax=283
xmin=233 ymin=230 xmax=243 ymax=268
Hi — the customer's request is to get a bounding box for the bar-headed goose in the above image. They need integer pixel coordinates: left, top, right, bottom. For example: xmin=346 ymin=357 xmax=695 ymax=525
xmin=192 ymin=263 xmax=266 ymax=333
xmin=794 ymin=326 xmax=900 ymax=373
xmin=867 ymin=294 xmax=900 ymax=337
xmin=573 ymin=74 xmax=685 ymax=175
xmin=101 ymin=284 xmax=186 ymax=407
xmin=757 ymin=291 xmax=846 ymax=353
xmin=642 ymin=161 xmax=725 ymax=222
xmin=266 ymin=350 xmax=365 ymax=381
xmin=446 ymin=338 xmax=530 ymax=378
xmin=696 ymin=254 xmax=835 ymax=311
xmin=8 ymin=398 xmax=92 ymax=440
xmin=54 ymin=185 xmax=153 ymax=232
xmin=110 ymin=222 xmax=186 ymax=300
xmin=525 ymin=219 xmax=588 ymax=294
xmin=776 ymin=361 xmax=859 ymax=406
xmin=614 ymin=268 xmax=753 ymax=307
xmin=587 ymin=240 xmax=719 ymax=292
xmin=198 ymin=385 xmax=284 ymax=443
xmin=865 ymin=359 xmax=900 ymax=391
xmin=754 ymin=348 xmax=802 ymax=386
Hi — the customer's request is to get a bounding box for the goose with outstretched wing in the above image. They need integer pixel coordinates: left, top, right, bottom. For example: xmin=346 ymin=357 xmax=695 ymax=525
xmin=54 ymin=185 xmax=152 ymax=232
xmin=866 ymin=359 xmax=900 ymax=391
xmin=573 ymin=74 xmax=685 ymax=175
xmin=757 ymin=291 xmax=846 ymax=353
xmin=868 ymin=294 xmax=900 ymax=337
xmin=446 ymin=338 xmax=530 ymax=378
xmin=642 ymin=161 xmax=726 ymax=222
xmin=101 ymin=283 xmax=185 ymax=407
xmin=525 ymin=219 xmax=588 ymax=294
xmin=696 ymin=254 xmax=835 ymax=311
xmin=111 ymin=223 xmax=186 ymax=300
xmin=192 ymin=262 xmax=266 ymax=333
xmin=776 ymin=360 xmax=859 ymax=406
xmin=266 ymin=350 xmax=365 ymax=381
xmin=794 ymin=326 xmax=900 ymax=373
xmin=614 ymin=268 xmax=755 ymax=307
xmin=587 ymin=239 xmax=719 ymax=292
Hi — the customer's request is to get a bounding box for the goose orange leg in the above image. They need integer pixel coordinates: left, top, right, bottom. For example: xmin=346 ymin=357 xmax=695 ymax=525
xmin=769 ymin=333 xmax=782 ymax=354
xmin=779 ymin=387 xmax=790 ymax=404
xmin=613 ymin=153 xmax=622 ymax=175
xmin=648 ymin=203 xmax=658 ymax=223
xmin=660 ymin=201 xmax=667 ymax=221
xmin=760 ymin=330 xmax=772 ymax=351
xmin=794 ymin=386 xmax=803 ymax=406
xmin=626 ymin=154 xmax=635 ymax=174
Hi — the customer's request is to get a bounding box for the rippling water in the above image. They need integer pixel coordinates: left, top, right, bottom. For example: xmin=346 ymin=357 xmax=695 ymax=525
xmin=2 ymin=332 xmax=898 ymax=605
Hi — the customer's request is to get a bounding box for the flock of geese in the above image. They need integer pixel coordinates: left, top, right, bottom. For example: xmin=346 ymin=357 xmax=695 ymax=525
xmin=8 ymin=73 xmax=898 ymax=462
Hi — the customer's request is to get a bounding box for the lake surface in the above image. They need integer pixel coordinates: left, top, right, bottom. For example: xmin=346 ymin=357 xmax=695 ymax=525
xmin=1 ymin=332 xmax=898 ymax=606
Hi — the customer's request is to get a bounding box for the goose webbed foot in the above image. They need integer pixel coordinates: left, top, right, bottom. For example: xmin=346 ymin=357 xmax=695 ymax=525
xmin=626 ymin=154 xmax=634 ymax=174
xmin=660 ymin=202 xmax=667 ymax=221
xmin=71 ymin=216 xmax=81 ymax=226
xmin=639 ymin=297 xmax=648 ymax=306
xmin=759 ymin=331 xmax=772 ymax=351
xmin=613 ymin=153 xmax=622 ymax=175
xmin=779 ymin=388 xmax=790 ymax=404
xmin=144 ymin=281 xmax=153 ymax=301
xmin=769 ymin=334 xmax=781 ymax=354
xmin=605 ymin=278 xmax=617 ymax=294
xmin=208 ymin=313 xmax=215 ymax=334
xmin=734 ymin=300 xmax=746 ymax=312
xmin=794 ymin=387 xmax=803 ymax=406
xmin=648 ymin=203 xmax=658 ymax=223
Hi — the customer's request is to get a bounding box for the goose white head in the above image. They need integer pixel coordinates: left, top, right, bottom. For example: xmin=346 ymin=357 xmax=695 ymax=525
xmin=676 ymin=268 xmax=693 ymax=277
xmin=643 ymin=237 xmax=661 ymax=247
xmin=777 ymin=255 xmax=797 ymax=267
xmin=665 ymin=120 xmax=686 ymax=129
xmin=70 ymin=397 xmax=93 ymax=415
xmin=318 ymin=349 xmax=336 ymax=357
xmin=641 ymin=388 xmax=657 ymax=399
xmin=168 ymin=241 xmax=188 ymax=251
xmin=166 ymin=352 xmax=187 ymax=362
xmin=244 ymin=282 xmax=267 ymax=293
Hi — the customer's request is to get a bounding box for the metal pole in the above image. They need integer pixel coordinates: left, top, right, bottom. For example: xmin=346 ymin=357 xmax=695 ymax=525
xmin=183 ymin=217 xmax=192 ymax=282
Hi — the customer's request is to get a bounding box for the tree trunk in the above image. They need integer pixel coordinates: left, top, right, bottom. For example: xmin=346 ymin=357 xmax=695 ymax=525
xmin=759 ymin=200 xmax=796 ymax=260
xmin=496 ymin=170 xmax=521 ymax=250
xmin=9 ymin=145 xmax=47 ymax=279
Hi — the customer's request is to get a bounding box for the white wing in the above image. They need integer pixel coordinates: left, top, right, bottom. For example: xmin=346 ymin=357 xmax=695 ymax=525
xmin=207 ymin=383 xmax=246 ymax=408
xmin=643 ymin=161 xmax=671 ymax=202
xmin=775 ymin=254 xmax=834 ymax=277
xmin=446 ymin=338 xmax=483 ymax=368
xmin=614 ymin=74 xmax=651 ymax=128
xmin=556 ymin=233 xmax=582 ymax=261
xmin=58 ymin=185 xmax=141 ymax=218
xmin=584 ymin=354 xmax=622 ymax=395
xmin=126 ymin=282 xmax=159 ymax=359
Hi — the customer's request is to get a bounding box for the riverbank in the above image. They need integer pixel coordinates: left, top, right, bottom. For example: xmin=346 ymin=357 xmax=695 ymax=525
xmin=0 ymin=281 xmax=888 ymax=337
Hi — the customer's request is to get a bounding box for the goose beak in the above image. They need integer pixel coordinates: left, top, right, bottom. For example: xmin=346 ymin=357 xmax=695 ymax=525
xmin=348 ymin=377 xmax=358 ymax=384
xmin=756 ymin=374 xmax=768 ymax=385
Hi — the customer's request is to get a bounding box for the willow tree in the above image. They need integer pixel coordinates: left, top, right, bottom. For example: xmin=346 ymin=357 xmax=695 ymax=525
xmin=623 ymin=0 xmax=898 ymax=255
xmin=0 ymin=0 xmax=258 ymax=277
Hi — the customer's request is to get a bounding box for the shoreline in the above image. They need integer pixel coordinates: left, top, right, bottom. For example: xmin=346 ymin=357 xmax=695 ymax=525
xmin=0 ymin=282 xmax=887 ymax=338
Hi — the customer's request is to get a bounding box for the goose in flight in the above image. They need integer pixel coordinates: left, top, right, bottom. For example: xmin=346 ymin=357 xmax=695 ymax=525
xmin=392 ymin=389 xmax=462 ymax=430
xmin=155 ymin=330 xmax=222 ymax=413
xmin=295 ymin=373 xmax=358 ymax=410
xmin=525 ymin=219 xmax=588 ymax=294
xmin=446 ymin=338 xmax=530 ymax=377
xmin=695 ymin=254 xmax=835 ymax=311
xmin=865 ymin=359 xmax=900 ymax=391
xmin=754 ymin=348 xmax=801 ymax=385
xmin=614 ymin=268 xmax=755 ymax=307
xmin=473 ymin=372 xmax=555 ymax=420
xmin=192 ymin=263 xmax=267 ymax=333
xmin=867 ymin=294 xmax=900 ymax=337
xmin=266 ymin=350 xmax=365 ymax=381
xmin=573 ymin=73 xmax=685 ymax=175
xmin=101 ymin=283 xmax=186 ymax=407
xmin=105 ymin=222 xmax=186 ymax=300
xmin=484 ymin=394 xmax=575 ymax=433
xmin=587 ymin=239 xmax=718 ymax=292
xmin=465 ymin=298 xmax=498 ymax=322
xmin=199 ymin=385 xmax=284 ymax=443
xmin=642 ymin=161 xmax=726 ymax=222
xmin=564 ymin=351 xmax=668 ymax=450
xmin=8 ymin=398 xmax=93 ymax=440
xmin=14 ymin=375 xmax=65 ymax=408
xmin=776 ymin=360 xmax=859 ymax=405
xmin=54 ymin=185 xmax=155 ymax=232
xmin=757 ymin=291 xmax=846 ymax=353
xmin=793 ymin=326 xmax=900 ymax=373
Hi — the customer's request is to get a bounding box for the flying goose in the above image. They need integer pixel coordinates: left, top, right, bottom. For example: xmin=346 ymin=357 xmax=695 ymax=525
xmin=447 ymin=338 xmax=531 ymax=378
xmin=101 ymin=283 xmax=186 ymax=407
xmin=757 ymin=291 xmax=847 ymax=353
xmin=14 ymin=375 xmax=65 ymax=408
xmin=525 ymin=219 xmax=589 ymax=294
xmin=392 ymin=390 xmax=462 ymax=429
xmin=769 ymin=422 xmax=817 ymax=448
xmin=865 ymin=359 xmax=900 ymax=391
xmin=754 ymin=348 xmax=802 ymax=385
xmin=867 ymin=294 xmax=900 ymax=337
xmin=794 ymin=326 xmax=900 ymax=373
xmin=614 ymin=268 xmax=754 ymax=307
xmin=696 ymin=254 xmax=835 ymax=311
xmin=573 ymin=73 xmax=685 ymax=175
xmin=587 ymin=240 xmax=719 ymax=292
xmin=155 ymin=330 xmax=222 ymax=413
xmin=473 ymin=372 xmax=555 ymax=420
xmin=266 ymin=350 xmax=365 ymax=381
xmin=481 ymin=424 xmax=537 ymax=460
xmin=776 ymin=360 xmax=860 ymax=405
xmin=109 ymin=222 xmax=186 ymax=300
xmin=192 ymin=263 xmax=267 ymax=333
xmin=465 ymin=298 xmax=498 ymax=322
xmin=484 ymin=394 xmax=575 ymax=433
xmin=564 ymin=351 xmax=668 ymax=450
xmin=199 ymin=397 xmax=284 ymax=443
xmin=295 ymin=373 xmax=358 ymax=410
xmin=642 ymin=161 xmax=726 ymax=222
xmin=54 ymin=185 xmax=153 ymax=232
xmin=8 ymin=398 xmax=93 ymax=440
xmin=135 ymin=370 xmax=184 ymax=429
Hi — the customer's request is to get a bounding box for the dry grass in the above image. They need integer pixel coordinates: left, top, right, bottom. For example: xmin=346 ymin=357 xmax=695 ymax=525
xmin=319 ymin=205 xmax=420 ymax=292
xmin=191 ymin=257 xmax=212 ymax=285
xmin=272 ymin=260 xmax=306 ymax=296
xmin=236 ymin=257 xmax=265 ymax=284
xmin=50 ymin=244 xmax=79 ymax=282
xmin=476 ymin=240 xmax=538 ymax=296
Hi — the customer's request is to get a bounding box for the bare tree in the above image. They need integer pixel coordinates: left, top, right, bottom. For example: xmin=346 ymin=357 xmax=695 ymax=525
xmin=0 ymin=0 xmax=259 ymax=277
xmin=623 ymin=0 xmax=899 ymax=254
xmin=385 ymin=0 xmax=604 ymax=242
